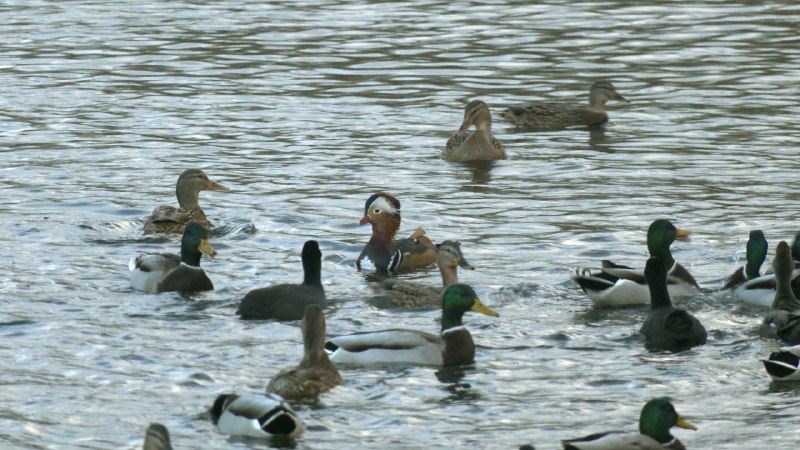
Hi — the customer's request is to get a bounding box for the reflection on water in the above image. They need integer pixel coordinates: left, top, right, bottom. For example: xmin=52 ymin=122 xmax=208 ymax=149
xmin=2 ymin=0 xmax=800 ymax=449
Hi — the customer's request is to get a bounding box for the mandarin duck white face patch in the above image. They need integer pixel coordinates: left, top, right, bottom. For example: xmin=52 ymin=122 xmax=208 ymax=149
xmin=368 ymin=196 xmax=399 ymax=216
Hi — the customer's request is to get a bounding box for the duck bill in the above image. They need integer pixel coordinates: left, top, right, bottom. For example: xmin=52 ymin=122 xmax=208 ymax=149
xmin=456 ymin=119 xmax=471 ymax=137
xmin=198 ymin=238 xmax=217 ymax=261
xmin=471 ymin=298 xmax=498 ymax=317
xmin=675 ymin=227 xmax=691 ymax=239
xmin=206 ymin=179 xmax=229 ymax=191
xmin=358 ymin=215 xmax=371 ymax=226
xmin=675 ymin=416 xmax=697 ymax=431
xmin=614 ymin=93 xmax=629 ymax=104
xmin=459 ymin=257 xmax=475 ymax=270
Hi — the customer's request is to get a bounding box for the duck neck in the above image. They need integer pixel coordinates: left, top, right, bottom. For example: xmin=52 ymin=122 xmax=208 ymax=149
xmin=744 ymin=260 xmax=762 ymax=279
xmin=439 ymin=264 xmax=459 ymax=289
xmin=441 ymin=310 xmax=465 ymax=332
xmin=303 ymin=253 xmax=322 ymax=287
xmin=648 ymin=243 xmax=675 ymax=269
xmin=372 ymin=214 xmax=400 ymax=242
xmin=180 ymin=244 xmax=202 ymax=267
xmin=300 ymin=328 xmax=329 ymax=369
xmin=176 ymin=186 xmax=200 ymax=209
xmin=588 ymin=92 xmax=606 ymax=111
xmin=773 ymin=274 xmax=800 ymax=311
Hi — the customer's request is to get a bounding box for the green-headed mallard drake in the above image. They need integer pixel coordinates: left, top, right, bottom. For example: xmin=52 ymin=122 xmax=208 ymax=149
xmin=266 ymin=304 xmax=343 ymax=398
xmin=143 ymin=168 xmax=229 ymax=235
xmin=238 ymin=240 xmax=326 ymax=321
xmin=376 ymin=240 xmax=475 ymax=309
xmin=729 ymin=232 xmax=800 ymax=308
xmin=722 ymin=229 xmax=768 ymax=291
xmin=325 ymin=284 xmax=498 ymax=366
xmin=129 ymin=222 xmax=216 ymax=293
xmin=210 ymin=393 xmax=303 ymax=438
xmin=501 ymin=80 xmax=628 ymax=130
xmin=571 ymin=219 xmax=699 ymax=307
xmin=641 ymin=257 xmax=707 ymax=352
xmin=561 ymin=398 xmax=697 ymax=450
xmin=763 ymin=344 xmax=800 ymax=381
xmin=143 ymin=423 xmax=173 ymax=450
xmin=759 ymin=241 xmax=800 ymax=344
xmin=443 ymin=100 xmax=506 ymax=162
xmin=355 ymin=192 xmax=438 ymax=273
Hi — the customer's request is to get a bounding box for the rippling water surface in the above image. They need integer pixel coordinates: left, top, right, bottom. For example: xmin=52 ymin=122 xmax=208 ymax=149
xmin=3 ymin=1 xmax=800 ymax=448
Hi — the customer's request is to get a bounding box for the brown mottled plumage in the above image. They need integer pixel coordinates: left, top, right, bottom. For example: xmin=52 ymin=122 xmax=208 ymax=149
xmin=760 ymin=241 xmax=800 ymax=344
xmin=267 ymin=304 xmax=343 ymax=398
xmin=143 ymin=169 xmax=229 ymax=234
xmin=377 ymin=241 xmax=475 ymax=308
xmin=501 ymin=80 xmax=628 ymax=130
xmin=443 ymin=100 xmax=506 ymax=162
xmin=356 ymin=192 xmax=438 ymax=273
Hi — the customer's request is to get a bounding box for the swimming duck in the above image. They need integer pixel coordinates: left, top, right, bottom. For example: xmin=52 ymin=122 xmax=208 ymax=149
xmin=561 ymin=398 xmax=697 ymax=450
xmin=763 ymin=344 xmax=800 ymax=381
xmin=501 ymin=80 xmax=628 ymax=130
xmin=443 ymin=100 xmax=506 ymax=162
xmin=641 ymin=257 xmax=707 ymax=352
xmin=375 ymin=240 xmax=475 ymax=309
xmin=729 ymin=232 xmax=800 ymax=308
xmin=143 ymin=423 xmax=172 ymax=450
xmin=722 ymin=230 xmax=768 ymax=291
xmin=759 ymin=241 xmax=800 ymax=344
xmin=238 ymin=240 xmax=325 ymax=321
xmin=325 ymin=284 xmax=498 ymax=366
xmin=266 ymin=304 xmax=343 ymax=398
xmin=571 ymin=219 xmax=699 ymax=306
xmin=129 ymin=222 xmax=216 ymax=293
xmin=355 ymin=192 xmax=438 ymax=273
xmin=210 ymin=393 xmax=303 ymax=438
xmin=143 ymin=168 xmax=229 ymax=234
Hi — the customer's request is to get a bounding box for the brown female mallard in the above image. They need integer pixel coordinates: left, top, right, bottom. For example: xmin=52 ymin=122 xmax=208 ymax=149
xmin=501 ymin=80 xmax=628 ymax=130
xmin=143 ymin=169 xmax=228 ymax=234
xmin=443 ymin=100 xmax=506 ymax=162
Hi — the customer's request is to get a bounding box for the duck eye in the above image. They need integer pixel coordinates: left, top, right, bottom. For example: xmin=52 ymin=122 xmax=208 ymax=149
xmin=373 ymin=208 xmax=381 ymax=214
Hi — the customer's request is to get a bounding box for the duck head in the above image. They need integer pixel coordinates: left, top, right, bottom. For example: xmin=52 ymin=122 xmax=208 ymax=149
xmin=359 ymin=192 xmax=401 ymax=240
xmin=745 ymin=230 xmax=768 ymax=279
xmin=647 ymin=219 xmax=689 ymax=268
xmin=639 ymin=398 xmax=696 ymax=445
xmin=589 ymin=80 xmax=628 ymax=110
xmin=440 ymin=284 xmax=498 ymax=331
xmin=437 ymin=241 xmax=475 ymax=271
xmin=181 ymin=222 xmax=216 ymax=266
xmin=176 ymin=168 xmax=229 ymax=209
xmin=456 ymin=100 xmax=493 ymax=136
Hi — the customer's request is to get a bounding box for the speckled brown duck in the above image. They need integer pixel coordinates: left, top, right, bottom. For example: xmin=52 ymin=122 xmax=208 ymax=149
xmin=501 ymin=80 xmax=628 ymax=130
xmin=760 ymin=241 xmax=800 ymax=345
xmin=143 ymin=168 xmax=229 ymax=234
xmin=377 ymin=240 xmax=475 ymax=308
xmin=266 ymin=304 xmax=343 ymax=399
xmin=443 ymin=100 xmax=506 ymax=162
xmin=355 ymin=192 xmax=438 ymax=273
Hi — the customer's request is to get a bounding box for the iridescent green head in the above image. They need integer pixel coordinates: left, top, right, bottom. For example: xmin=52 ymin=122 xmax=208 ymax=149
xmin=646 ymin=219 xmax=689 ymax=268
xmin=181 ymin=222 xmax=216 ymax=266
xmin=440 ymin=284 xmax=498 ymax=331
xmin=639 ymin=398 xmax=696 ymax=444
xmin=745 ymin=230 xmax=768 ymax=279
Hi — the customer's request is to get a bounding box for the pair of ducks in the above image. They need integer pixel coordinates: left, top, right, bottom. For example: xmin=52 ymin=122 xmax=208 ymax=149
xmin=145 ymin=398 xmax=698 ymax=450
xmin=443 ymin=80 xmax=628 ymax=162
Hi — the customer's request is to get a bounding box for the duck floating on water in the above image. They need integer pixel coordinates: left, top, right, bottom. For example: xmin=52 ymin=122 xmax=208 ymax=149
xmin=143 ymin=168 xmax=229 ymax=234
xmin=129 ymin=222 xmax=216 ymax=293
xmin=325 ymin=284 xmax=497 ymax=366
xmin=356 ymin=192 xmax=438 ymax=273
xmin=443 ymin=100 xmax=506 ymax=162
xmin=560 ymin=398 xmax=697 ymax=450
xmin=641 ymin=257 xmax=707 ymax=352
xmin=375 ymin=240 xmax=475 ymax=309
xmin=238 ymin=240 xmax=326 ymax=321
xmin=571 ymin=219 xmax=699 ymax=307
xmin=210 ymin=393 xmax=303 ymax=438
xmin=726 ymin=231 xmax=800 ymax=308
xmin=763 ymin=344 xmax=800 ymax=381
xmin=759 ymin=241 xmax=800 ymax=344
xmin=266 ymin=304 xmax=343 ymax=398
xmin=501 ymin=80 xmax=628 ymax=130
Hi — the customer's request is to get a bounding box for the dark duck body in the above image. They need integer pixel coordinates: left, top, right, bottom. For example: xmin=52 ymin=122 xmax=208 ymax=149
xmin=238 ymin=240 xmax=326 ymax=321
xmin=641 ymin=257 xmax=707 ymax=352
